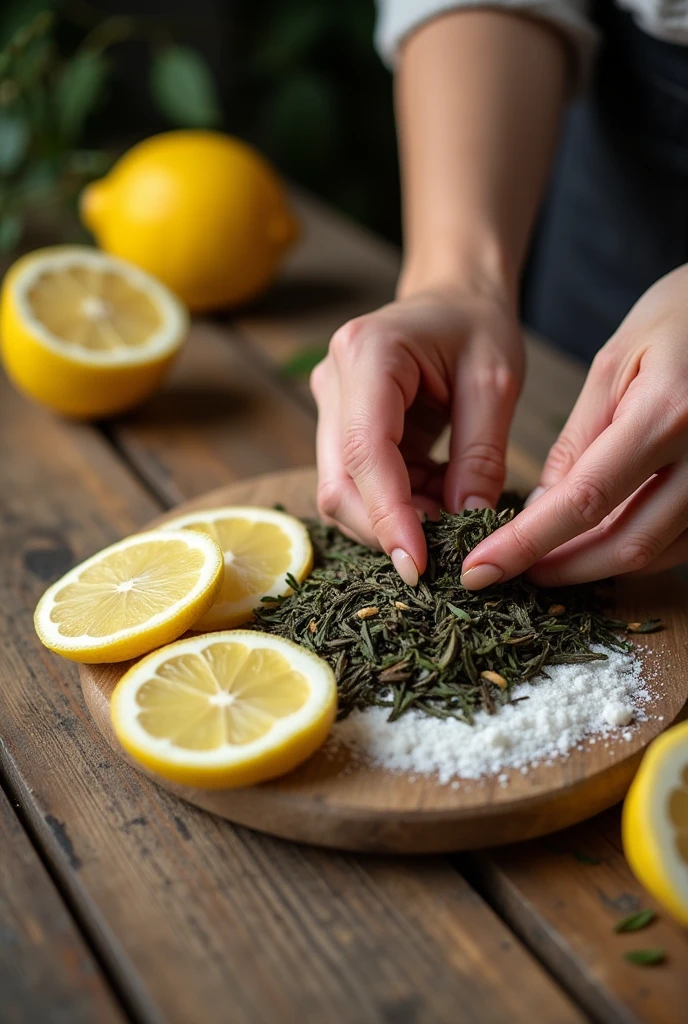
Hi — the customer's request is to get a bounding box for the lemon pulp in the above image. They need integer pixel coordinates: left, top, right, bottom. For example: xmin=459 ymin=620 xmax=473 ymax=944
xmin=668 ymin=763 xmax=688 ymax=867
xmin=161 ymin=507 xmax=313 ymax=630
xmin=34 ymin=529 xmax=224 ymax=663
xmin=111 ymin=631 xmax=337 ymax=788
xmin=186 ymin=518 xmax=292 ymax=603
xmin=27 ymin=264 xmax=163 ymax=352
xmin=50 ymin=539 xmax=206 ymax=638
xmin=136 ymin=642 xmax=310 ymax=750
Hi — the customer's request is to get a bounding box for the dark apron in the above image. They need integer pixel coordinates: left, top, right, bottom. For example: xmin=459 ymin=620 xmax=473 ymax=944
xmin=522 ymin=0 xmax=688 ymax=362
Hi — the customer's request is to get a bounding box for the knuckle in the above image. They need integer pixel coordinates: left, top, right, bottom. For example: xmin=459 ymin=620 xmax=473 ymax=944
xmin=309 ymin=360 xmax=328 ymax=399
xmin=316 ymin=480 xmax=341 ymax=520
xmin=562 ymin=476 xmax=612 ymax=526
xmin=341 ymin=425 xmax=373 ymax=475
xmin=590 ymin=343 xmax=617 ymax=378
xmin=616 ymin=532 xmax=662 ymax=572
xmin=456 ymin=440 xmax=505 ymax=487
xmin=545 ymin=433 xmax=580 ymax=479
xmin=474 ymin=362 xmax=519 ymax=400
xmin=368 ymin=504 xmax=396 ymax=536
xmin=330 ymin=317 xmax=369 ymax=361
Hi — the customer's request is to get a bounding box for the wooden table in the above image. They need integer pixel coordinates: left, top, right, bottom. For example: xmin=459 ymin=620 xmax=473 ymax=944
xmin=1 ymin=192 xmax=686 ymax=1024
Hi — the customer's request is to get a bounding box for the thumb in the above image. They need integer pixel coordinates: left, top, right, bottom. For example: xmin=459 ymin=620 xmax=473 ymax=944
xmin=526 ymin=354 xmax=616 ymax=506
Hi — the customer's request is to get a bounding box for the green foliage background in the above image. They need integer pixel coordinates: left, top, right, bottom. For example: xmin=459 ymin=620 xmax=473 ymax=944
xmin=0 ymin=0 xmax=401 ymax=255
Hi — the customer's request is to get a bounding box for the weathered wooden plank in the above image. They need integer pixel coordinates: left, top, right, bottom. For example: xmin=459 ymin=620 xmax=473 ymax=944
xmin=0 ymin=370 xmax=584 ymax=1023
xmin=471 ymin=810 xmax=688 ymax=1024
xmin=0 ymin=785 xmax=124 ymax=1024
xmin=107 ymin=318 xmax=315 ymax=508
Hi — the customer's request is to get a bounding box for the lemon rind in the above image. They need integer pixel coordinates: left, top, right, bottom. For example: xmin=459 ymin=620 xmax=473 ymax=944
xmin=34 ymin=529 xmax=224 ymax=657
xmin=622 ymin=723 xmax=688 ymax=925
xmin=110 ymin=630 xmax=336 ymax=785
xmin=11 ymin=246 xmax=188 ymax=367
xmin=161 ymin=506 xmax=313 ymax=629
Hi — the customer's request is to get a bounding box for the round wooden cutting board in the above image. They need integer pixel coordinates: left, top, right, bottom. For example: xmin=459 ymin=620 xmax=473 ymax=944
xmin=80 ymin=467 xmax=688 ymax=854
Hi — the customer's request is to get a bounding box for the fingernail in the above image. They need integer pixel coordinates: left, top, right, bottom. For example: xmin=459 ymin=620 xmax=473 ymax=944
xmin=463 ymin=495 xmax=490 ymax=511
xmin=524 ymin=485 xmax=546 ymax=508
xmin=391 ymin=548 xmax=419 ymax=587
xmin=460 ymin=563 xmax=504 ymax=590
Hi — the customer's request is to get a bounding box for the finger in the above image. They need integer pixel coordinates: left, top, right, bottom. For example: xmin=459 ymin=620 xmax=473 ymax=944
xmin=525 ymin=350 xmax=617 ymax=505
xmin=444 ymin=352 xmax=519 ymax=512
xmin=333 ymin=327 xmax=427 ymax=581
xmin=527 ymin=464 xmax=688 ymax=585
xmin=460 ymin=400 xmax=666 ymax=588
xmin=626 ymin=527 xmax=688 ymax=576
xmin=312 ymin=358 xmax=379 ymax=547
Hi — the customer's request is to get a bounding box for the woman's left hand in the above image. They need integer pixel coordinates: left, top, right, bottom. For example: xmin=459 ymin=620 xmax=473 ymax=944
xmin=460 ymin=264 xmax=688 ymax=590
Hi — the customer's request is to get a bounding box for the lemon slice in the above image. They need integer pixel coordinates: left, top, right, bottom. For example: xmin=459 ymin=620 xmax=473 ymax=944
xmin=0 ymin=246 xmax=188 ymax=419
xmin=34 ymin=530 xmax=224 ymax=664
xmin=111 ymin=631 xmax=337 ymax=788
xmin=161 ymin=507 xmax=313 ymax=630
xmin=622 ymin=720 xmax=688 ymax=926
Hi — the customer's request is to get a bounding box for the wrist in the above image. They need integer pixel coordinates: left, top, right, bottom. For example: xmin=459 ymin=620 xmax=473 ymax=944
xmin=397 ymin=232 xmax=517 ymax=307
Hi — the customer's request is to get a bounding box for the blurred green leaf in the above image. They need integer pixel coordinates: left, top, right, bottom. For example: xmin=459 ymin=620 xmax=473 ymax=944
xmin=255 ymin=6 xmax=329 ymax=75
xmin=67 ymin=149 xmax=111 ymax=177
xmin=623 ymin=948 xmax=666 ymax=966
xmin=282 ymin=345 xmax=328 ymax=378
xmin=151 ymin=46 xmax=221 ymax=128
xmin=0 ymin=3 xmax=54 ymax=52
xmin=261 ymin=72 xmax=335 ymax=171
xmin=56 ymin=51 xmax=108 ymax=142
xmin=12 ymin=36 xmax=53 ymax=88
xmin=0 ymin=111 xmax=28 ymax=174
xmin=10 ymin=160 xmax=58 ymax=203
xmin=0 ymin=211 xmax=23 ymax=253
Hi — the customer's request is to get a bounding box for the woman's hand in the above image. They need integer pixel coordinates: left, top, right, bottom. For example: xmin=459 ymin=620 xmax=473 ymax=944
xmin=461 ymin=264 xmax=688 ymax=590
xmin=311 ymin=284 xmax=523 ymax=585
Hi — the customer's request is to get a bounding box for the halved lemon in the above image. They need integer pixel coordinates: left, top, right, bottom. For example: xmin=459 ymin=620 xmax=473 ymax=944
xmin=161 ymin=506 xmax=313 ymax=630
xmin=622 ymin=720 xmax=688 ymax=926
xmin=34 ymin=530 xmax=224 ymax=664
xmin=110 ymin=631 xmax=337 ymax=788
xmin=0 ymin=246 xmax=188 ymax=419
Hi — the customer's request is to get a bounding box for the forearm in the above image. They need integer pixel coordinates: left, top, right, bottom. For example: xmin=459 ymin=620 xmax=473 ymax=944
xmin=396 ymin=10 xmax=569 ymax=301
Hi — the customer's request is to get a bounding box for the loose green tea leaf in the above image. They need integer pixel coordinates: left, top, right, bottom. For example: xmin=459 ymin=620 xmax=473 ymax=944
xmin=623 ymin=948 xmax=666 ymax=966
xmin=614 ymin=909 xmax=656 ymax=933
xmin=255 ymin=502 xmax=648 ymax=723
xmin=626 ymin=619 xmax=664 ymax=634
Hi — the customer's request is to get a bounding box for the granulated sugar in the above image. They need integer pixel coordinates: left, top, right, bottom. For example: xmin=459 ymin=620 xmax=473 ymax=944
xmin=331 ymin=647 xmax=653 ymax=785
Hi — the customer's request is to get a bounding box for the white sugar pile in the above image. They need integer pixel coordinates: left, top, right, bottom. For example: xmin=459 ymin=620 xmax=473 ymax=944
xmin=331 ymin=647 xmax=655 ymax=785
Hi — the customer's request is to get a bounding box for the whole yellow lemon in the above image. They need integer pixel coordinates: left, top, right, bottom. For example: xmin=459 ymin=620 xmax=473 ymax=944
xmin=80 ymin=131 xmax=299 ymax=312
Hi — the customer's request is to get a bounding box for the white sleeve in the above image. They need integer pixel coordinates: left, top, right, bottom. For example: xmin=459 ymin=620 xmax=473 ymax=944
xmin=375 ymin=0 xmax=598 ymax=89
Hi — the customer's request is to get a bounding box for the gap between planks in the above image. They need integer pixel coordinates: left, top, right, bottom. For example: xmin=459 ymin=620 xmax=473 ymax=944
xmin=0 ymin=750 xmax=158 ymax=1024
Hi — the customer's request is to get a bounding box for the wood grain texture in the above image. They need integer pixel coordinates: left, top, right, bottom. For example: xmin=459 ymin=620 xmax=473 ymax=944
xmin=81 ymin=467 xmax=688 ymax=854
xmin=106 ymin=318 xmax=315 ymax=508
xmin=0 ymin=370 xmax=584 ymax=1024
xmin=0 ymin=787 xmax=124 ymax=1024
xmin=471 ymin=808 xmax=688 ymax=1024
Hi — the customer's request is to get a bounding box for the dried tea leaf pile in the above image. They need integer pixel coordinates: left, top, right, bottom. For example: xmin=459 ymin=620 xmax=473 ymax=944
xmin=255 ymin=506 xmax=659 ymax=723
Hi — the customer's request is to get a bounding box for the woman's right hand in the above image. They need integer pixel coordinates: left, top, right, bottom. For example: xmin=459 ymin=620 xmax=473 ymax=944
xmin=310 ymin=283 xmax=524 ymax=585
